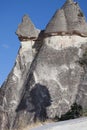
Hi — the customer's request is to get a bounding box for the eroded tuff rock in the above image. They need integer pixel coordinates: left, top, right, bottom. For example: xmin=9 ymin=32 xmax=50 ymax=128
xmin=0 ymin=43 xmax=32 ymax=129
xmin=0 ymin=38 xmax=42 ymax=130
xmin=0 ymin=0 xmax=87 ymax=130
xmin=45 ymin=0 xmax=87 ymax=36
xmin=16 ymin=15 xmax=40 ymax=41
xmin=13 ymin=36 xmax=87 ymax=130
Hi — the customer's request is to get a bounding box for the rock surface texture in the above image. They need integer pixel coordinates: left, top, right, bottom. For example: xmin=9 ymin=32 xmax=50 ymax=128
xmin=16 ymin=15 xmax=40 ymax=41
xmin=0 ymin=0 xmax=87 ymax=130
xmin=45 ymin=0 xmax=87 ymax=36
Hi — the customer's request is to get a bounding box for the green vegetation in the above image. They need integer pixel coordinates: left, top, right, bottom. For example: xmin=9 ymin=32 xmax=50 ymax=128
xmin=53 ymin=103 xmax=83 ymax=121
xmin=82 ymin=109 xmax=87 ymax=117
xmin=58 ymin=103 xmax=83 ymax=121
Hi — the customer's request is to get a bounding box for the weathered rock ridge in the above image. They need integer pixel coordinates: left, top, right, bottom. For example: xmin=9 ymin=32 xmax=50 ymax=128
xmin=0 ymin=0 xmax=87 ymax=130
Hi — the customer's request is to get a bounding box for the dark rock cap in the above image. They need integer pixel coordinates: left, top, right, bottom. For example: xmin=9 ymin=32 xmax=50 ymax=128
xmin=16 ymin=15 xmax=40 ymax=40
xmin=45 ymin=0 xmax=87 ymax=36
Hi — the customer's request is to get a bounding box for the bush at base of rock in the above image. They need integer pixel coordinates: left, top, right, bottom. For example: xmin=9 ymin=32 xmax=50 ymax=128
xmin=54 ymin=103 xmax=83 ymax=121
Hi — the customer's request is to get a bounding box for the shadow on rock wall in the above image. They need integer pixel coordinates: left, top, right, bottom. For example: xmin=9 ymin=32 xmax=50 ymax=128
xmin=16 ymin=83 xmax=52 ymax=122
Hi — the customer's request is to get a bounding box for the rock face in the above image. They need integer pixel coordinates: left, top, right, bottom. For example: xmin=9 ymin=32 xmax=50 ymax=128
xmin=0 ymin=15 xmax=42 ymax=130
xmin=0 ymin=0 xmax=87 ymax=130
xmin=16 ymin=15 xmax=40 ymax=40
xmin=0 ymin=40 xmax=39 ymax=130
xmin=45 ymin=0 xmax=87 ymax=36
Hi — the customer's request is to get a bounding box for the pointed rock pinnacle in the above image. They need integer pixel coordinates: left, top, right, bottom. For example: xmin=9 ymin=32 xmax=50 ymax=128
xmin=45 ymin=0 xmax=87 ymax=36
xmin=16 ymin=15 xmax=39 ymax=40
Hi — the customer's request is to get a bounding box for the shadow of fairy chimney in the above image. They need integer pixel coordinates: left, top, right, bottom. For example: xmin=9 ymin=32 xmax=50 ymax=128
xmin=29 ymin=84 xmax=52 ymax=122
xmin=16 ymin=84 xmax=52 ymax=122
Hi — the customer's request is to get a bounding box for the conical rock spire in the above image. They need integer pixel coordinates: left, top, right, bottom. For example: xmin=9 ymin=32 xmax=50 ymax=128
xmin=45 ymin=0 xmax=87 ymax=36
xmin=66 ymin=0 xmax=73 ymax=3
xmin=16 ymin=15 xmax=39 ymax=40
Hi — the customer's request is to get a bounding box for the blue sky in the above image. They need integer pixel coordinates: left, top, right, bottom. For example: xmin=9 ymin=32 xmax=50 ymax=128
xmin=0 ymin=0 xmax=87 ymax=86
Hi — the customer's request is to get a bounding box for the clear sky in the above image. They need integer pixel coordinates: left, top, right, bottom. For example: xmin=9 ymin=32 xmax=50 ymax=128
xmin=0 ymin=0 xmax=87 ymax=86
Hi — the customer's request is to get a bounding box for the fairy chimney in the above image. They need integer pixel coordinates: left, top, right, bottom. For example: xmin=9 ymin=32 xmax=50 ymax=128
xmin=16 ymin=15 xmax=40 ymax=41
xmin=45 ymin=0 xmax=87 ymax=36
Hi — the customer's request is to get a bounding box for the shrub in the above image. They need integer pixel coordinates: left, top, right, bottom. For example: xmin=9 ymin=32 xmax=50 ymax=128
xmin=58 ymin=103 xmax=83 ymax=121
